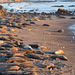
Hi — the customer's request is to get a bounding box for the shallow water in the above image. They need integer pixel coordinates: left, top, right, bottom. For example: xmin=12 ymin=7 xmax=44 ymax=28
xmin=0 ymin=2 xmax=75 ymax=13
xmin=69 ymin=24 xmax=75 ymax=35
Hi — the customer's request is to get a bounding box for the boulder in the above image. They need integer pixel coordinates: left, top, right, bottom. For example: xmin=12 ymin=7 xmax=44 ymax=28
xmin=56 ymin=8 xmax=72 ymax=15
xmin=0 ymin=5 xmax=8 ymax=16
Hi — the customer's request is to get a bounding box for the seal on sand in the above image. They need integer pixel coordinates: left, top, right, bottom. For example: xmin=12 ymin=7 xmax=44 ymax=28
xmin=17 ymin=64 xmax=38 ymax=68
xmin=3 ymin=66 xmax=20 ymax=72
xmin=26 ymin=54 xmax=44 ymax=60
xmin=6 ymin=57 xmax=27 ymax=63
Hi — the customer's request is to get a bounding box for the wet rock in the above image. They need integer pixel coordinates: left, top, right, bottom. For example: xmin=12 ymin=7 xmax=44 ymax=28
xmin=69 ymin=5 xmax=75 ymax=7
xmin=56 ymin=8 xmax=72 ymax=15
xmin=58 ymin=29 xmax=64 ymax=33
xmin=52 ymin=5 xmax=64 ymax=7
xmin=0 ymin=5 xmax=8 ymax=16
xmin=10 ymin=9 xmax=14 ymax=12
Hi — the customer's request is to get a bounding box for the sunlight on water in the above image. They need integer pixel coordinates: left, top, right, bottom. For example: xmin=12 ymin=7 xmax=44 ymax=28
xmin=0 ymin=2 xmax=75 ymax=13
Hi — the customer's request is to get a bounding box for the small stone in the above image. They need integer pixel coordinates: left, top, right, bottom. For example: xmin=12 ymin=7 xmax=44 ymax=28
xmin=23 ymin=46 xmax=33 ymax=51
xmin=55 ymin=50 xmax=64 ymax=55
xmin=43 ymin=24 xmax=50 ymax=26
xmin=38 ymin=46 xmax=47 ymax=50
xmin=58 ymin=29 xmax=64 ymax=33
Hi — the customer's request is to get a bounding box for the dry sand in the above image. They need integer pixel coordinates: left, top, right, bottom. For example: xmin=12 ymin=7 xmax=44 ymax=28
xmin=0 ymin=13 xmax=75 ymax=75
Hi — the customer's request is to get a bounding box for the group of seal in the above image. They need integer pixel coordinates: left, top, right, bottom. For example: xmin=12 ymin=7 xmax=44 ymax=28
xmin=0 ymin=5 xmax=69 ymax=75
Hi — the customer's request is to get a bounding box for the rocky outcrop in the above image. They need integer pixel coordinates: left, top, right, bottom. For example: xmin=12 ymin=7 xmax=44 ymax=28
xmin=0 ymin=5 xmax=8 ymax=16
xmin=56 ymin=8 xmax=72 ymax=15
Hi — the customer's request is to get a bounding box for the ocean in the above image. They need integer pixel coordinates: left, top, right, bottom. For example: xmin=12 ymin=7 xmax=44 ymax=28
xmin=0 ymin=2 xmax=75 ymax=13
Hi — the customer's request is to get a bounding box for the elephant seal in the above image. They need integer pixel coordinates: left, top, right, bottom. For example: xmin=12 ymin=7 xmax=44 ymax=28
xmin=3 ymin=66 xmax=20 ymax=72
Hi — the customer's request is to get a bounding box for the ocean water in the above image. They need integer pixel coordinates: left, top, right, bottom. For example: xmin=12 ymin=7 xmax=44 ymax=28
xmin=69 ymin=24 xmax=75 ymax=35
xmin=0 ymin=2 xmax=75 ymax=13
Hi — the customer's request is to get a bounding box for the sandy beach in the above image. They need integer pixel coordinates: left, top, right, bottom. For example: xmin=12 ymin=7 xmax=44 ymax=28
xmin=0 ymin=5 xmax=75 ymax=75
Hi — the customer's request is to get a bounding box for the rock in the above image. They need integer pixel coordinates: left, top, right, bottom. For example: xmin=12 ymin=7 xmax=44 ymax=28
xmin=57 ymin=16 xmax=66 ymax=19
xmin=38 ymin=46 xmax=47 ymax=50
xmin=23 ymin=46 xmax=33 ymax=51
xmin=58 ymin=29 xmax=64 ymax=33
xmin=69 ymin=5 xmax=75 ymax=7
xmin=30 ymin=21 xmax=35 ymax=24
xmin=33 ymin=51 xmax=45 ymax=55
xmin=29 ymin=44 xmax=39 ymax=49
xmin=44 ymin=63 xmax=54 ymax=69
xmin=10 ymin=9 xmax=14 ymax=12
xmin=50 ymin=55 xmax=68 ymax=60
xmin=43 ymin=24 xmax=50 ymax=26
xmin=22 ymin=22 xmax=31 ymax=27
xmin=55 ymin=50 xmax=64 ymax=55
xmin=52 ymin=5 xmax=64 ymax=7
xmin=70 ymin=17 xmax=75 ymax=19
xmin=0 ymin=5 xmax=8 ymax=16
xmin=56 ymin=8 xmax=72 ymax=15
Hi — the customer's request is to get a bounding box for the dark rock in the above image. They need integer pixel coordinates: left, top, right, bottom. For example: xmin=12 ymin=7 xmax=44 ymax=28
xmin=58 ymin=29 xmax=64 ymax=33
xmin=69 ymin=5 xmax=75 ymax=7
xmin=0 ymin=5 xmax=8 ymax=16
xmin=43 ymin=24 xmax=50 ymax=26
xmin=30 ymin=22 xmax=35 ymax=24
xmin=56 ymin=8 xmax=72 ymax=15
xmin=10 ymin=9 xmax=14 ymax=12
xmin=22 ymin=22 xmax=31 ymax=27
xmin=29 ymin=44 xmax=39 ymax=49
xmin=52 ymin=5 xmax=64 ymax=7
xmin=70 ymin=17 xmax=75 ymax=19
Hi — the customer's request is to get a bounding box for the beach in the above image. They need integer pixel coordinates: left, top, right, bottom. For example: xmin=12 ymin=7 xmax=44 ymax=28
xmin=0 ymin=5 xmax=75 ymax=75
